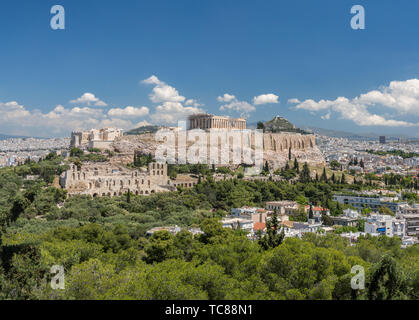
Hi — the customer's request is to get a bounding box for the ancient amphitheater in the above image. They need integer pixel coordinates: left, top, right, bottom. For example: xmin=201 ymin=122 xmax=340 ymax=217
xmin=60 ymin=162 xmax=172 ymax=197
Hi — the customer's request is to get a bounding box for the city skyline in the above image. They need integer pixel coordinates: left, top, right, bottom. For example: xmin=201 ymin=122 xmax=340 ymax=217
xmin=1 ymin=0 xmax=419 ymax=137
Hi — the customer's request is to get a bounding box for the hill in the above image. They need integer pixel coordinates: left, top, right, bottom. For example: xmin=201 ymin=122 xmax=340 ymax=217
xmin=261 ymin=116 xmax=309 ymax=134
xmin=0 ymin=133 xmax=32 ymax=140
xmin=124 ymin=125 xmax=161 ymax=135
xmin=303 ymin=127 xmax=413 ymax=141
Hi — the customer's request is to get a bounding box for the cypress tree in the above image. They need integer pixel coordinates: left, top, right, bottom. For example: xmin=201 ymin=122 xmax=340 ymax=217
xmin=258 ymin=208 xmax=285 ymax=250
xmin=126 ymin=189 xmax=131 ymax=203
xmin=308 ymin=204 xmax=314 ymax=220
xmin=321 ymin=167 xmax=327 ymax=182
xmin=299 ymin=162 xmax=311 ymax=183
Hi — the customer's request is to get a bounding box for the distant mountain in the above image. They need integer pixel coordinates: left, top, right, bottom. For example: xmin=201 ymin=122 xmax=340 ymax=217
xmin=124 ymin=125 xmax=161 ymax=135
xmin=257 ymin=116 xmax=309 ymax=134
xmin=0 ymin=133 xmax=32 ymax=140
xmin=303 ymin=126 xmax=412 ymax=141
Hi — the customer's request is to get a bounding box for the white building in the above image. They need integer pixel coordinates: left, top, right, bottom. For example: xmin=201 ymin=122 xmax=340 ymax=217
xmin=266 ymin=201 xmax=298 ymax=215
xmin=364 ymin=214 xmax=406 ymax=238
xmin=397 ymin=204 xmax=419 ymax=237
xmin=230 ymin=206 xmax=269 ymax=224
xmin=222 ymin=217 xmax=254 ymax=235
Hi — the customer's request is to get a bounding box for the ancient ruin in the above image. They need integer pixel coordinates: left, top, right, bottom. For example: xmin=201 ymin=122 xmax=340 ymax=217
xmin=188 ymin=114 xmax=246 ymax=130
xmin=71 ymin=127 xmax=123 ymax=150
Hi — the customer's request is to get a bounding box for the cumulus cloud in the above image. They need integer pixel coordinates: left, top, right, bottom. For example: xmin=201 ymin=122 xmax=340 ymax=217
xmin=355 ymin=79 xmax=419 ymax=115
xmin=150 ymin=101 xmax=203 ymax=124
xmin=294 ymin=79 xmax=419 ymax=127
xmin=70 ymin=92 xmax=108 ymax=107
xmin=142 ymin=75 xmax=204 ymax=124
xmin=107 ymin=106 xmax=149 ymax=118
xmin=185 ymin=99 xmax=202 ymax=107
xmin=218 ymin=93 xmax=277 ymax=116
xmin=288 ymin=98 xmax=301 ymax=104
xmin=0 ymin=101 xmax=31 ymax=119
xmin=142 ymin=75 xmax=185 ymax=103
xmin=253 ymin=93 xmax=279 ymax=105
xmin=219 ymin=100 xmax=255 ymax=113
xmin=0 ymin=100 xmax=147 ymax=137
xmin=217 ymin=93 xmax=236 ymax=102
xmin=321 ymin=111 xmax=331 ymax=120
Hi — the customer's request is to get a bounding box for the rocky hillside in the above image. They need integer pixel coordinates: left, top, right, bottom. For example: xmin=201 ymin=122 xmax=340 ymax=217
xmin=262 ymin=116 xmax=309 ymax=134
xmin=124 ymin=125 xmax=161 ymax=135
xmin=112 ymin=131 xmax=325 ymax=170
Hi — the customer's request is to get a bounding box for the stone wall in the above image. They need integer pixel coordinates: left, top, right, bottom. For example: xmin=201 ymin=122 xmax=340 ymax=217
xmin=263 ymin=133 xmax=315 ymax=152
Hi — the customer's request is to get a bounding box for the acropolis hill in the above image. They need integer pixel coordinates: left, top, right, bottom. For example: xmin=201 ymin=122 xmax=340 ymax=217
xmin=112 ymin=115 xmax=325 ymax=170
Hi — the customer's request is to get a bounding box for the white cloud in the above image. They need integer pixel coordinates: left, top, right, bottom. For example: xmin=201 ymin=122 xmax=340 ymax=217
xmin=70 ymin=92 xmax=108 ymax=107
xmin=293 ymin=79 xmax=419 ymax=127
xmin=295 ymin=96 xmax=418 ymax=127
xmin=142 ymin=75 xmax=185 ymax=103
xmin=355 ymin=79 xmax=419 ymax=115
xmin=141 ymin=75 xmax=164 ymax=86
xmin=218 ymin=92 xmax=277 ymax=116
xmin=185 ymin=99 xmax=202 ymax=107
xmin=217 ymin=93 xmax=236 ymax=102
xmin=219 ymin=100 xmax=255 ymax=113
xmin=253 ymin=93 xmax=279 ymax=105
xmin=288 ymin=98 xmax=301 ymax=104
xmin=0 ymin=101 xmax=31 ymax=119
xmin=0 ymin=100 xmax=146 ymax=137
xmin=321 ymin=111 xmax=331 ymax=120
xmin=142 ymin=75 xmax=204 ymax=124
xmin=150 ymin=101 xmax=203 ymax=124
xmin=108 ymin=106 xmax=149 ymax=118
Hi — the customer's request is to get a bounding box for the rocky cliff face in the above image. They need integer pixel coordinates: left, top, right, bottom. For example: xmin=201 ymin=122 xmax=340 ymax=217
xmin=111 ymin=131 xmax=325 ymax=170
xmin=262 ymin=133 xmax=324 ymax=169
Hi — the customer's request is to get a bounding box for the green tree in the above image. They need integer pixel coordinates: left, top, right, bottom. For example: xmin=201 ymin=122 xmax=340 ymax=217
xmin=299 ymin=162 xmax=311 ymax=183
xmin=340 ymin=173 xmax=346 ymax=184
xmin=293 ymin=157 xmax=299 ymax=172
xmin=70 ymin=147 xmax=84 ymax=157
xmin=321 ymin=167 xmax=328 ymax=182
xmin=367 ymin=255 xmax=407 ymax=300
xmin=259 ymin=209 xmax=284 ymax=250
xmin=308 ymin=204 xmax=314 ymax=220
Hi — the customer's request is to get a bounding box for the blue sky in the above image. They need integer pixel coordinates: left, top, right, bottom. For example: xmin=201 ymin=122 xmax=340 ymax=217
xmin=0 ymin=0 xmax=419 ymax=137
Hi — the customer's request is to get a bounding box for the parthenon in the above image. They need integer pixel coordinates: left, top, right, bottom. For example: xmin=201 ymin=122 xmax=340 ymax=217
xmin=188 ymin=114 xmax=246 ymax=130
